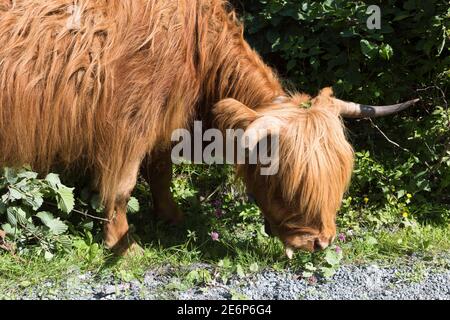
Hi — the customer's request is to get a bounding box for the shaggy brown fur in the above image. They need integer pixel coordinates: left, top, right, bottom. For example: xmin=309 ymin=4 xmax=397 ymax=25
xmin=0 ymin=0 xmax=353 ymax=253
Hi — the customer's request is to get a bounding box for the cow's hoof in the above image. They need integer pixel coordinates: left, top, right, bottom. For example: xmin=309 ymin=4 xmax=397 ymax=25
xmin=124 ymin=242 xmax=144 ymax=257
xmin=109 ymin=232 xmax=140 ymax=256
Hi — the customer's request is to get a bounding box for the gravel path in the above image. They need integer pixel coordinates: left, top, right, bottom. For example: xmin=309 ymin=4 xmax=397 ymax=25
xmin=4 ymin=256 xmax=450 ymax=300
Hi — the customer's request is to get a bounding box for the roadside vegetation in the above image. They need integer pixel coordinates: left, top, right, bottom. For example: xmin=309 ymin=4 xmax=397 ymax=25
xmin=1 ymin=0 xmax=449 ymax=294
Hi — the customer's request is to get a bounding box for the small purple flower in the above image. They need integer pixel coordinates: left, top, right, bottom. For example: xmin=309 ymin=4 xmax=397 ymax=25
xmin=215 ymin=209 xmax=223 ymax=218
xmin=210 ymin=231 xmax=219 ymax=241
xmin=338 ymin=233 xmax=346 ymax=242
xmin=212 ymin=199 xmax=221 ymax=208
xmin=335 ymin=246 xmax=342 ymax=254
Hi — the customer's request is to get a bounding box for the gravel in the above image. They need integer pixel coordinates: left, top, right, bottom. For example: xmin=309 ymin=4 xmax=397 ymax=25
xmin=4 ymin=256 xmax=450 ymax=300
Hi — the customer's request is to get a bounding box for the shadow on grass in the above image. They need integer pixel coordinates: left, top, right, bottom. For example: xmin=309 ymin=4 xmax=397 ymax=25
xmin=125 ymin=194 xmax=280 ymax=266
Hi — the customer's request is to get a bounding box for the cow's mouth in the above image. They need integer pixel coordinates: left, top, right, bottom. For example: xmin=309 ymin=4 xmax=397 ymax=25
xmin=284 ymin=235 xmax=333 ymax=258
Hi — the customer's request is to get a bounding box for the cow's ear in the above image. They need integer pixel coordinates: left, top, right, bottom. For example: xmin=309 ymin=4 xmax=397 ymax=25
xmin=310 ymin=87 xmax=340 ymax=114
xmin=214 ymin=98 xmax=282 ymax=152
xmin=213 ymin=98 xmax=258 ymax=132
xmin=242 ymin=113 xmax=283 ymax=151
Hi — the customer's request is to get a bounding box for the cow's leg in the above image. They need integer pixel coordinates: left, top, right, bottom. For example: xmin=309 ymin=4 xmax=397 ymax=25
xmin=103 ymin=159 xmax=141 ymax=254
xmin=142 ymin=149 xmax=184 ymax=224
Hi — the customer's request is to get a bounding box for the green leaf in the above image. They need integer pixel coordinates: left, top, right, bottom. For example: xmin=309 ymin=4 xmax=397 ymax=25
xmin=320 ymin=267 xmax=336 ymax=278
xmin=393 ymin=13 xmax=412 ymax=21
xmin=379 ymin=44 xmax=394 ymax=60
xmin=7 ymin=207 xmax=27 ymax=226
xmin=45 ymin=173 xmax=61 ymax=189
xmin=37 ymin=211 xmax=68 ymax=235
xmin=304 ymin=262 xmax=317 ymax=272
xmin=0 ymin=202 xmax=6 ymax=214
xmin=36 ymin=211 xmax=54 ymax=225
xmin=17 ymin=170 xmax=38 ymax=179
xmin=230 ymin=290 xmax=249 ymax=301
xmin=437 ymin=28 xmax=446 ymax=56
xmin=7 ymin=187 xmax=23 ymax=201
xmin=366 ymin=236 xmax=378 ymax=245
xmin=47 ymin=218 xmax=68 ymax=235
xmin=397 ymin=190 xmax=406 ymax=198
xmin=56 ymin=186 xmax=75 ymax=214
xmin=218 ymin=258 xmax=232 ymax=269
xmin=324 ymin=250 xmax=342 ymax=266
xmin=58 ymin=236 xmax=73 ymax=251
xmin=360 ymin=39 xmax=378 ymax=59
xmin=1 ymin=223 xmax=16 ymax=235
xmin=44 ymin=251 xmax=54 ymax=261
xmin=249 ymin=262 xmax=259 ymax=273
xmin=127 ymin=197 xmax=140 ymax=214
xmin=266 ymin=29 xmax=280 ymax=48
xmin=82 ymin=221 xmax=94 ymax=230
xmin=286 ymin=59 xmax=297 ymax=72
xmin=3 ymin=168 xmax=18 ymax=184
xmin=23 ymin=191 xmax=44 ymax=211
xmin=117 ymin=270 xmax=135 ymax=282
xmin=236 ymin=264 xmax=245 ymax=278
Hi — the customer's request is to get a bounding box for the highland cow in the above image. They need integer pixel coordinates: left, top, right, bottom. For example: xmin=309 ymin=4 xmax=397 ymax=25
xmin=0 ymin=0 xmax=417 ymax=255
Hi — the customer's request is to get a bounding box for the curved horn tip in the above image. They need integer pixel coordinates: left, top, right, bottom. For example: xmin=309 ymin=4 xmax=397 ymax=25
xmin=402 ymin=98 xmax=421 ymax=108
xmin=340 ymin=97 xmax=421 ymax=118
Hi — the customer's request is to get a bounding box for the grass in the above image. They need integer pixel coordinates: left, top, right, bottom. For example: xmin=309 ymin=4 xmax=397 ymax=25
xmin=0 ymin=224 xmax=449 ymax=298
xmin=1 ymin=164 xmax=449 ymax=295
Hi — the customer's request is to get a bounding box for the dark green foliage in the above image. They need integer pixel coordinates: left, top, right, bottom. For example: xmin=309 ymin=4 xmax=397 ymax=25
xmin=233 ymin=0 xmax=449 ymax=102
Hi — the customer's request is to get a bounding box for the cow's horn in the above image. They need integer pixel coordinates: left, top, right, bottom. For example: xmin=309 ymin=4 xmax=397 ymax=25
xmin=335 ymin=98 xmax=420 ymax=118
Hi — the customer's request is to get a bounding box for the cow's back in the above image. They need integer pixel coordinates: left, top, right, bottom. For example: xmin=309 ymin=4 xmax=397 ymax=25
xmin=0 ymin=0 xmax=196 ymax=172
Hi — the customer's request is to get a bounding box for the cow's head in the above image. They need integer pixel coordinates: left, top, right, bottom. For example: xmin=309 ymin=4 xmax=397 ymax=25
xmin=214 ymin=88 xmax=418 ymax=257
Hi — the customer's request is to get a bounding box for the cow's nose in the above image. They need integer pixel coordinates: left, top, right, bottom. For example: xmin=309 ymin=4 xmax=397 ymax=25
xmin=313 ymin=238 xmax=330 ymax=251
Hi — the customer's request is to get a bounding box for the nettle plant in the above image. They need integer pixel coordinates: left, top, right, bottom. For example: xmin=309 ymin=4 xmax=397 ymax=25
xmin=0 ymin=167 xmax=141 ymax=259
xmin=0 ymin=167 xmax=75 ymax=258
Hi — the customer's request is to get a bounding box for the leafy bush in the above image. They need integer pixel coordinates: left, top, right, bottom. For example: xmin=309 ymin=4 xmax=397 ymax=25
xmin=0 ymin=167 xmax=75 ymax=258
xmin=344 ymin=100 xmax=450 ymax=223
xmin=234 ymin=0 xmax=449 ymax=102
xmin=0 ymin=167 xmax=142 ymax=258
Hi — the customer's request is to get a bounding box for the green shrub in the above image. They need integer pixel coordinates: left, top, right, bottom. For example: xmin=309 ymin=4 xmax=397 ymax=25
xmin=234 ymin=0 xmax=449 ymax=102
xmin=0 ymin=167 xmax=75 ymax=258
xmin=0 ymin=167 xmax=142 ymax=258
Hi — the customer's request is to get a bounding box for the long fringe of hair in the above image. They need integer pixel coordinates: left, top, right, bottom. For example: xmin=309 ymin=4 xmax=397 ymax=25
xmin=217 ymin=92 xmax=355 ymax=231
